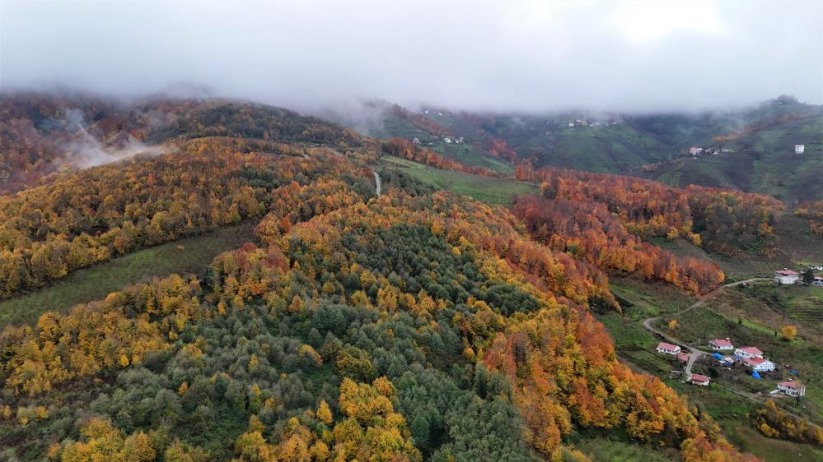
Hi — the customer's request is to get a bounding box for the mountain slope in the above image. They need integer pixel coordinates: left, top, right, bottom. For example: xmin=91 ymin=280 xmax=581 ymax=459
xmin=0 ymin=92 xmax=796 ymax=461
xmin=340 ymin=96 xmax=823 ymax=201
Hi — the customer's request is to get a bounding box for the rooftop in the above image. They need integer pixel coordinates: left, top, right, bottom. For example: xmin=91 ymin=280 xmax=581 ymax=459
xmin=778 ymin=381 xmax=803 ymax=389
xmin=657 ymin=342 xmax=679 ymax=350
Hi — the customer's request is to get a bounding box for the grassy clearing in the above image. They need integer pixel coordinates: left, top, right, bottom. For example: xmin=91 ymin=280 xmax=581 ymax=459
xmin=430 ymin=142 xmax=514 ymax=174
xmin=0 ymin=222 xmax=257 ymax=327
xmin=573 ymin=436 xmax=678 ymax=461
xmin=380 ymin=155 xmax=537 ymax=204
xmin=610 ymin=277 xmax=694 ymax=319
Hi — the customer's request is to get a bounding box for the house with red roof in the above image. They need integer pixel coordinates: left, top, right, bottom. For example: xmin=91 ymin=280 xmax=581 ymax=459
xmin=709 ymin=338 xmax=734 ymax=351
xmin=743 ymin=357 xmax=775 ymax=372
xmin=656 ymin=342 xmax=681 ymax=355
xmin=777 ymin=381 xmax=806 ymax=397
xmin=774 ymin=269 xmax=799 ymax=285
xmin=690 ymin=374 xmax=711 ymax=386
xmin=676 ymin=352 xmax=690 ymax=363
xmin=734 ymin=346 xmax=763 ymax=359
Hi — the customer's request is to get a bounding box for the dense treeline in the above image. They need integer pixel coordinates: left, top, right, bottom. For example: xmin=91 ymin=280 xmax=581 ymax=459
xmin=515 ymin=164 xmax=784 ymax=255
xmin=0 ymin=94 xmax=772 ymax=460
xmin=513 ymin=195 xmax=724 ymax=294
xmin=794 ymin=201 xmax=823 ymax=236
xmin=0 ymin=93 xmax=365 ymax=194
xmin=753 ymin=400 xmax=823 ymax=447
xmin=0 ymin=179 xmax=760 ymax=460
xmin=0 ymin=139 xmax=369 ymax=299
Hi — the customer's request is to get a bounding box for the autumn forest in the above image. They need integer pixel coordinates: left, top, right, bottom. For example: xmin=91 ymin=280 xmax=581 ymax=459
xmin=0 ymin=93 xmax=819 ymax=462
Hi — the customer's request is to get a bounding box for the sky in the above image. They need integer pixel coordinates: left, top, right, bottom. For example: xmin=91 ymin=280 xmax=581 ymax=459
xmin=1 ymin=0 xmax=822 ymax=113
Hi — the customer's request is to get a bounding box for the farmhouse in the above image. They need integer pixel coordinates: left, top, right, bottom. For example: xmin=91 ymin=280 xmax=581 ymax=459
xmin=676 ymin=352 xmax=690 ymax=363
xmin=743 ymin=357 xmax=775 ymax=372
xmin=709 ymin=338 xmax=734 ymax=351
xmin=689 ymin=374 xmax=711 ymax=386
xmin=774 ymin=269 xmax=799 ymax=285
xmin=689 ymin=147 xmax=703 ymax=156
xmin=795 ymin=144 xmax=805 ymax=154
xmin=734 ymin=346 xmax=763 ymax=359
xmin=813 ymin=277 xmax=823 ymax=287
xmin=656 ymin=342 xmax=681 ymax=355
xmin=777 ymin=381 xmax=806 ymax=397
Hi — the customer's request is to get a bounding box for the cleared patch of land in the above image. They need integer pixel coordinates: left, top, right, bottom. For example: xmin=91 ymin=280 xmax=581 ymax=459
xmin=0 ymin=222 xmax=257 ymax=327
xmin=380 ymin=155 xmax=537 ymax=204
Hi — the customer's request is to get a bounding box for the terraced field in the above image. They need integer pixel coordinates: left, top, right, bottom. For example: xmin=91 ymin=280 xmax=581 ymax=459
xmin=786 ymin=288 xmax=823 ymax=324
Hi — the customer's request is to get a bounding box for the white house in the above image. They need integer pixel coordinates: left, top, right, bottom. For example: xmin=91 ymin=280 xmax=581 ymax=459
xmin=743 ymin=357 xmax=775 ymax=372
xmin=656 ymin=342 xmax=681 ymax=355
xmin=795 ymin=144 xmax=805 ymax=154
xmin=734 ymin=346 xmax=764 ymax=359
xmin=774 ymin=269 xmax=799 ymax=285
xmin=568 ymin=122 xmax=575 ymax=128
xmin=777 ymin=381 xmax=806 ymax=397
xmin=709 ymin=338 xmax=734 ymax=351
xmin=690 ymin=374 xmax=711 ymax=386
xmin=813 ymin=277 xmax=823 ymax=287
xmin=689 ymin=147 xmax=703 ymax=156
xmin=444 ymin=137 xmax=452 ymax=144
xmin=411 ymin=137 xmax=420 ymax=144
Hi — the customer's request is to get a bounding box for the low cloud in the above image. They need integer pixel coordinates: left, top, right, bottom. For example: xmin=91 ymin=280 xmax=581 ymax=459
xmin=61 ymin=109 xmax=173 ymax=169
xmin=1 ymin=0 xmax=821 ymax=113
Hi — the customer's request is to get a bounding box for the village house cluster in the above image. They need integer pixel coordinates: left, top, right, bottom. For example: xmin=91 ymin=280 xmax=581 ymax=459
xmin=687 ymin=146 xmax=732 ymax=157
xmin=566 ymin=118 xmax=619 ymax=129
xmin=655 ymin=337 xmax=805 ymax=396
xmin=410 ymin=135 xmax=464 ymax=146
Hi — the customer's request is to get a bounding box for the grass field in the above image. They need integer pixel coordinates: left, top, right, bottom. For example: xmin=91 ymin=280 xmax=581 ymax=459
xmin=0 ymin=222 xmax=257 ymax=327
xmin=379 ymin=155 xmax=537 ymax=204
xmin=573 ymin=436 xmax=678 ymax=461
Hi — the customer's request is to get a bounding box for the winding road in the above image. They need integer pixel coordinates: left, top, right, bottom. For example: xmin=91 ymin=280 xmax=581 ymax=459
xmin=641 ymin=278 xmax=770 ymax=377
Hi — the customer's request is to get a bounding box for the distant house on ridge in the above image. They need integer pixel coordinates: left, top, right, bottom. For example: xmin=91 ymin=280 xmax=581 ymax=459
xmin=795 ymin=144 xmax=805 ymax=154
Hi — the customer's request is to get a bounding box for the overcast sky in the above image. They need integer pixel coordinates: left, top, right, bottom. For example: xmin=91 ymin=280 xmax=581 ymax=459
xmin=1 ymin=0 xmax=821 ymax=112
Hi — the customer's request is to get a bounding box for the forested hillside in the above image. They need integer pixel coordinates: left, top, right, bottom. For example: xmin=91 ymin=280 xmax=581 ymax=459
xmin=342 ymin=96 xmax=823 ymax=202
xmin=0 ymin=93 xmax=790 ymax=461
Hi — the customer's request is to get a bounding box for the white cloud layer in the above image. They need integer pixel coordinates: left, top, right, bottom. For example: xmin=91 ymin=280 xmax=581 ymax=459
xmin=1 ymin=0 xmax=821 ymax=112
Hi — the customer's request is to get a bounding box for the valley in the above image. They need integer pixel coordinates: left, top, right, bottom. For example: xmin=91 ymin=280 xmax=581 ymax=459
xmin=0 ymin=92 xmax=820 ymax=462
